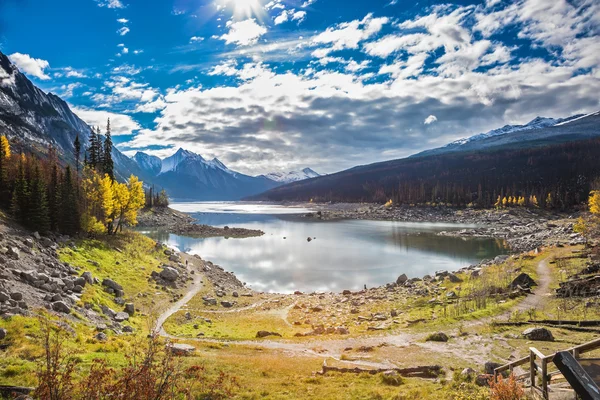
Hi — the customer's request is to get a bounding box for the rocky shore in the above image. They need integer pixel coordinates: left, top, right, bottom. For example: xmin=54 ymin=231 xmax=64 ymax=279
xmin=305 ymin=204 xmax=582 ymax=253
xmin=137 ymin=207 xmax=264 ymax=238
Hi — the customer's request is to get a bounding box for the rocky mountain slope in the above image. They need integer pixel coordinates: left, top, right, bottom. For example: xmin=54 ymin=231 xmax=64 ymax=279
xmin=414 ymin=111 xmax=599 ymax=157
xmin=0 ymin=51 xmax=145 ymax=182
xmin=132 ymin=148 xmax=280 ymax=200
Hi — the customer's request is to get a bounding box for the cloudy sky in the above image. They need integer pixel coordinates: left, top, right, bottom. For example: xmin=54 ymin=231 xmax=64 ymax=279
xmin=0 ymin=0 xmax=599 ymax=175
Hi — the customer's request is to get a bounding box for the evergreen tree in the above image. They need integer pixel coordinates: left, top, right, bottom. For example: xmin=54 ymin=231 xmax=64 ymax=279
xmin=74 ymin=134 xmax=81 ymax=175
xmin=28 ymin=161 xmax=50 ymax=233
xmin=48 ymin=163 xmax=61 ymax=231
xmin=103 ymin=118 xmax=115 ymax=181
xmin=11 ymin=154 xmax=29 ymax=223
xmin=96 ymin=126 xmax=104 ymax=172
xmin=87 ymin=128 xmax=98 ymax=168
xmin=59 ymin=166 xmax=80 ymax=235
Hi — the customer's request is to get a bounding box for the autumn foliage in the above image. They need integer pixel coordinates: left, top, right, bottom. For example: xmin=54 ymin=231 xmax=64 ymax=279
xmin=488 ymin=374 xmax=525 ymax=400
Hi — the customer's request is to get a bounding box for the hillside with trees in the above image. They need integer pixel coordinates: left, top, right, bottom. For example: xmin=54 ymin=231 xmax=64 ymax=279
xmin=0 ymin=119 xmax=145 ymax=236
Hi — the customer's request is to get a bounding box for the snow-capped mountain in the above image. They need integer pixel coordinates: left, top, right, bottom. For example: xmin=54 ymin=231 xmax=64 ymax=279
xmin=0 ymin=50 xmax=144 ymax=181
xmin=132 ymin=148 xmax=279 ymax=200
xmin=414 ymin=111 xmax=599 ymax=157
xmin=263 ymin=168 xmax=321 ymax=184
xmin=133 ymin=152 xmax=162 ymax=176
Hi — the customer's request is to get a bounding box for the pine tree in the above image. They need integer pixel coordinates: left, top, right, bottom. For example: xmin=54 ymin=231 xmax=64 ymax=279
xmin=11 ymin=154 xmax=29 ymax=223
xmin=87 ymin=128 xmax=98 ymax=168
xmin=59 ymin=166 xmax=80 ymax=235
xmin=103 ymin=118 xmax=115 ymax=181
xmin=28 ymin=161 xmax=50 ymax=233
xmin=48 ymin=163 xmax=61 ymax=231
xmin=74 ymin=134 xmax=81 ymax=175
xmin=96 ymin=126 xmax=104 ymax=172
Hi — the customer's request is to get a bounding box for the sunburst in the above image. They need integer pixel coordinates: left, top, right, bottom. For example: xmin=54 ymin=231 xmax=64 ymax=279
xmin=218 ymin=0 xmax=265 ymax=20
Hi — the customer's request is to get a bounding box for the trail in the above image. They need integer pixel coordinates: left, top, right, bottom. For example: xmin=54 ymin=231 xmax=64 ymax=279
xmin=156 ymin=256 xmax=553 ymax=369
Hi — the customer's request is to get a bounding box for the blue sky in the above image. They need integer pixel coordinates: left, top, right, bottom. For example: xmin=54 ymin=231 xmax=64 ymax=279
xmin=0 ymin=0 xmax=599 ymax=174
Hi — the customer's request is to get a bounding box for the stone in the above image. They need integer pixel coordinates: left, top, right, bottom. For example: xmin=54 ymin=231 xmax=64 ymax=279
xmin=185 ymin=311 xmax=191 ymax=320
xmin=7 ymin=247 xmax=20 ymax=260
xmin=0 ymin=292 xmax=9 ymax=302
xmin=461 ymin=367 xmax=476 ymax=376
xmin=95 ymin=332 xmax=107 ymax=341
xmin=96 ymin=324 xmax=108 ymax=331
xmin=52 ymin=301 xmax=71 ymax=314
xmin=203 ymin=297 xmax=217 ymax=306
xmin=114 ymin=312 xmax=129 ymax=322
xmin=342 ymin=289 xmax=352 ymax=295
xmin=447 ymin=273 xmax=462 ymax=283
xmin=484 ymin=362 xmax=502 ymax=375
xmin=102 ymin=278 xmax=123 ymax=292
xmin=396 ymin=274 xmax=408 ymax=284
xmin=82 ymin=272 xmax=94 ymax=285
xmin=159 ymin=267 xmax=179 ymax=282
xmin=232 ymin=291 xmax=239 ymax=298
xmin=169 ymin=254 xmax=181 ymax=262
xmin=124 ymin=303 xmax=135 ymax=316
xmin=510 ymin=273 xmax=537 ymax=289
xmin=426 ymin=332 xmax=449 ymax=342
xmin=221 ymin=301 xmax=233 ymax=308
xmin=446 ymin=291 xmax=457 ymax=298
xmin=335 ymin=327 xmax=349 ymax=335
xmin=33 ymin=231 xmax=41 ymax=240
xmin=256 ymin=330 xmax=282 ymax=338
xmin=522 ymin=327 xmax=554 ymax=341
xmin=10 ymin=292 xmax=23 ymax=301
xmin=307 ymin=237 xmax=312 ymax=242
xmin=0 ymin=328 xmax=6 ymax=340
xmin=475 ymin=374 xmax=492 ymax=387
xmin=73 ymin=277 xmax=86 ymax=287
xmin=168 ymin=343 xmax=195 ymax=356
xmin=123 ymin=326 xmax=134 ymax=333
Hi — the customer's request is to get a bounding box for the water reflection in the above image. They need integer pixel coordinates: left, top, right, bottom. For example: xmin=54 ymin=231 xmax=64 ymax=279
xmin=139 ymin=203 xmax=508 ymax=294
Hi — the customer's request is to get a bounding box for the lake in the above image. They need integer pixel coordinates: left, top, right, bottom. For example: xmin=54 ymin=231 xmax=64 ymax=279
xmin=139 ymin=202 xmax=509 ymax=293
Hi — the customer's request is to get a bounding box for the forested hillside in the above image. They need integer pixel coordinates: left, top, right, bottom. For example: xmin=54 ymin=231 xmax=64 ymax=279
xmin=251 ymin=137 xmax=600 ymax=210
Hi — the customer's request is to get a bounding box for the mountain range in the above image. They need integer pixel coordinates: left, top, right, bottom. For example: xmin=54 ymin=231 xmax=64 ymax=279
xmin=0 ymin=50 xmax=319 ymax=200
xmin=251 ymin=110 xmax=600 ymax=206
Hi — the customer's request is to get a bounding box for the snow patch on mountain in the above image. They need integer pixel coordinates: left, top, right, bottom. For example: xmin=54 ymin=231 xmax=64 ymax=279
xmin=264 ymin=168 xmax=320 ymax=183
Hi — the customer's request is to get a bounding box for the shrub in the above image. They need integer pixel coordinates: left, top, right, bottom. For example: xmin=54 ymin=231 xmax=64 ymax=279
xmin=489 ymin=374 xmax=525 ymax=400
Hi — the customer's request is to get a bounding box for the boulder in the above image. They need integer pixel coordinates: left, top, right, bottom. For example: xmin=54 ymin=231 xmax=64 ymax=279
xmin=510 ymin=273 xmax=537 ymax=289
xmin=475 ymin=374 xmax=492 ymax=387
xmin=159 ymin=267 xmax=179 ymax=282
xmin=484 ymin=362 xmax=502 ymax=375
xmin=124 ymin=303 xmax=135 ymax=316
xmin=221 ymin=301 xmax=233 ymax=308
xmin=396 ymin=274 xmax=408 ymax=284
xmin=102 ymin=278 xmax=123 ymax=292
xmin=81 ymin=272 xmax=94 ymax=285
xmin=0 ymin=292 xmax=9 ymax=302
xmin=256 ymin=331 xmax=282 ymax=338
xmin=10 ymin=292 xmax=23 ymax=301
xmin=0 ymin=328 xmax=6 ymax=340
xmin=114 ymin=312 xmax=129 ymax=322
xmin=335 ymin=327 xmax=350 ymax=335
xmin=168 ymin=343 xmax=195 ymax=356
xmin=447 ymin=273 xmax=462 ymax=283
xmin=95 ymin=332 xmax=107 ymax=341
xmin=522 ymin=327 xmax=554 ymax=341
xmin=52 ymin=301 xmax=71 ymax=314
xmin=7 ymin=247 xmax=20 ymax=260
xmin=122 ymin=326 xmax=134 ymax=333
xmin=426 ymin=332 xmax=449 ymax=342
xmin=461 ymin=367 xmax=476 ymax=376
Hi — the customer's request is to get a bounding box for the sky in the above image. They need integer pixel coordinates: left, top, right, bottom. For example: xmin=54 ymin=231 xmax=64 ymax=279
xmin=0 ymin=0 xmax=599 ymax=175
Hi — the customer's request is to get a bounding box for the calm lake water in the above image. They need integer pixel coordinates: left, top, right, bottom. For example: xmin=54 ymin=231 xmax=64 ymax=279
xmin=139 ymin=202 xmax=509 ymax=293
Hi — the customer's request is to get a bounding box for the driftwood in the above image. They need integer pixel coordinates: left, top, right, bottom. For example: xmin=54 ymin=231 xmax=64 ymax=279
xmin=317 ymin=359 xmax=442 ymax=378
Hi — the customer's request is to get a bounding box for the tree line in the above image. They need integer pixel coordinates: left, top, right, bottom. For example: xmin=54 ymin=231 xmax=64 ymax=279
xmin=0 ymin=119 xmax=147 ymax=235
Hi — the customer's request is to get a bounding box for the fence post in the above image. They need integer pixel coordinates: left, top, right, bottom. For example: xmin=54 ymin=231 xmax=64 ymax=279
xmin=541 ymin=358 xmax=548 ymax=399
xmin=530 ymin=349 xmax=536 ymax=391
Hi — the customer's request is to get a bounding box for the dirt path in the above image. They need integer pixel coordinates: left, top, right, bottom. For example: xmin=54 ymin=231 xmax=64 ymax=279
xmin=156 ymin=256 xmax=553 ymax=369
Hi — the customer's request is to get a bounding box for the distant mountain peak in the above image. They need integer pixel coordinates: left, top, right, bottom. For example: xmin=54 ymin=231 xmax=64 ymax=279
xmin=264 ymin=168 xmax=321 ymax=184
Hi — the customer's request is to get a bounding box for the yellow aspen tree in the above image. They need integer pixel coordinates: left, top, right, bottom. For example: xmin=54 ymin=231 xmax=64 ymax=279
xmin=518 ymin=196 xmax=525 ymax=206
xmin=502 ymin=196 xmax=508 ymax=207
xmin=494 ymin=196 xmax=502 ymax=208
xmin=589 ymin=191 xmax=600 ymax=216
xmin=545 ymin=192 xmax=553 ymax=208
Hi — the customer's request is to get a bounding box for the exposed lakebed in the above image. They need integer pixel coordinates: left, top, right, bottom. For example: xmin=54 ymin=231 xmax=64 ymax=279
xmin=139 ymin=202 xmax=509 ymax=293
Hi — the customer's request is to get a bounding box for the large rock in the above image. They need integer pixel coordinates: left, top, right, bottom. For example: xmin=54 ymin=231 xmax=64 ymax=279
xmin=522 ymin=327 xmax=554 ymax=341
xmin=510 ymin=273 xmax=537 ymax=289
xmin=81 ymin=272 xmax=94 ymax=285
xmin=102 ymin=278 xmax=123 ymax=292
xmin=159 ymin=267 xmax=179 ymax=282
xmin=0 ymin=328 xmax=6 ymax=340
xmin=426 ymin=332 xmax=449 ymax=342
xmin=114 ymin=312 xmax=129 ymax=322
xmin=168 ymin=343 xmax=195 ymax=356
xmin=396 ymin=274 xmax=408 ymax=284
xmin=124 ymin=303 xmax=135 ymax=316
xmin=484 ymin=361 xmax=503 ymax=375
xmin=7 ymin=247 xmax=20 ymax=260
xmin=52 ymin=301 xmax=71 ymax=314
xmin=256 ymin=331 xmax=282 ymax=338
xmin=447 ymin=273 xmax=462 ymax=283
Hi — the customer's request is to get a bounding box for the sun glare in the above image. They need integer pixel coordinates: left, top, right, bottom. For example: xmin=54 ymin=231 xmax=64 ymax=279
xmin=220 ymin=0 xmax=265 ymax=20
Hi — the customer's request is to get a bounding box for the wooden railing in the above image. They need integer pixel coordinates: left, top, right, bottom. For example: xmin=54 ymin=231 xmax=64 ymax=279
xmin=494 ymin=337 xmax=600 ymax=399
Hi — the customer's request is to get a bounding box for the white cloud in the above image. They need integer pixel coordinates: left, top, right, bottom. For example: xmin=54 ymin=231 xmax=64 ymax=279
xmin=117 ymin=27 xmax=130 ymax=36
xmin=311 ymin=13 xmax=389 ymax=57
xmin=190 ymin=36 xmax=204 ymax=43
xmin=72 ymin=107 xmax=141 ymax=135
xmin=121 ymin=47 xmax=129 ymax=54
xmin=8 ymin=53 xmax=51 ymax=80
xmin=64 ymin=67 xmax=87 ymax=78
xmin=60 ymin=83 xmax=83 ymax=98
xmin=291 ymin=10 xmax=307 ymax=22
xmin=117 ymin=18 xmax=129 ymax=24
xmin=274 ymin=11 xmax=289 ymax=25
xmin=424 ymin=115 xmax=438 ymax=124
xmin=274 ymin=9 xmax=306 ymax=25
xmin=220 ymin=19 xmax=267 ymax=46
xmin=301 ymin=0 xmax=317 ymax=7
xmin=133 ymin=50 xmax=144 ymax=55
xmin=96 ymin=0 xmax=125 ymax=8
